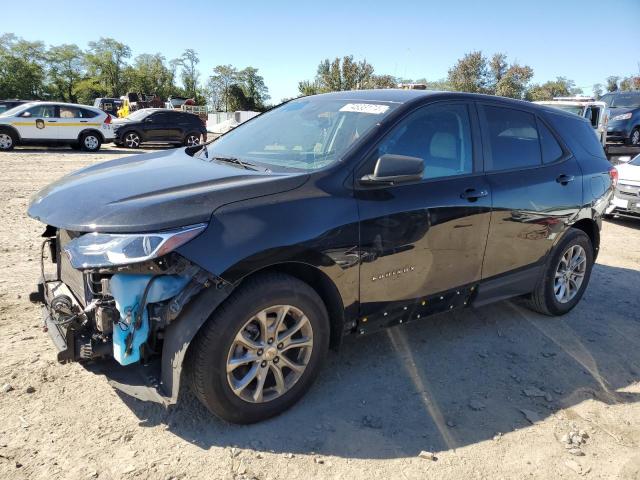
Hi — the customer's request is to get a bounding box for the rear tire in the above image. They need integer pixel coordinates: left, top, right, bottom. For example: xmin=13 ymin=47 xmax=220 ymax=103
xmin=188 ymin=273 xmax=329 ymax=424
xmin=80 ymin=132 xmax=102 ymax=152
xmin=524 ymin=229 xmax=594 ymax=316
xmin=0 ymin=130 xmax=16 ymax=151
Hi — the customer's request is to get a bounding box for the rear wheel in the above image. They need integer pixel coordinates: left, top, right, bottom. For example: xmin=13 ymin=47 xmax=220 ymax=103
xmin=80 ymin=132 xmax=101 ymax=152
xmin=184 ymin=132 xmax=201 ymax=147
xmin=123 ymin=131 xmax=141 ymax=148
xmin=0 ymin=130 xmax=16 ymax=151
xmin=524 ymin=229 xmax=594 ymax=316
xmin=188 ymin=273 xmax=329 ymax=424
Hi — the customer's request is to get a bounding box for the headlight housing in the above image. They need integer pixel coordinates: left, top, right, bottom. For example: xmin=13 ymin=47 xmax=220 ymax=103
xmin=63 ymin=223 xmax=207 ymax=269
xmin=611 ymin=112 xmax=632 ymax=121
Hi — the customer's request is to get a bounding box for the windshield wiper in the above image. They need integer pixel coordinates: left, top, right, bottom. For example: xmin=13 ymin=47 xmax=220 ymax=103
xmin=211 ymin=156 xmax=259 ymax=171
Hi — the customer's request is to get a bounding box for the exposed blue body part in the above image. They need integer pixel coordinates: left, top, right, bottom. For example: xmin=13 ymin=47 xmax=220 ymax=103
xmin=110 ymin=273 xmax=192 ymax=365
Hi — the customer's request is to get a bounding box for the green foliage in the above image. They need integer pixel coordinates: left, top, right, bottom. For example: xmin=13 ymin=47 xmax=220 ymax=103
xmin=299 ymin=55 xmax=397 ymax=95
xmin=176 ymin=49 xmax=200 ymax=99
xmin=525 ymin=77 xmax=582 ymax=101
xmin=447 ymin=51 xmax=490 ymax=93
xmin=85 ymin=37 xmax=131 ymax=97
xmin=127 ymin=53 xmax=177 ymax=100
xmin=606 ymin=76 xmax=620 ymax=92
xmin=206 ymin=65 xmax=270 ymax=112
xmin=47 ymin=44 xmax=85 ymax=103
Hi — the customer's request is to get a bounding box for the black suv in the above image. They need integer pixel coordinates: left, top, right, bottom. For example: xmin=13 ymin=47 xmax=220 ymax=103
xmin=28 ymin=90 xmax=615 ymax=424
xmin=113 ymin=108 xmax=207 ymax=148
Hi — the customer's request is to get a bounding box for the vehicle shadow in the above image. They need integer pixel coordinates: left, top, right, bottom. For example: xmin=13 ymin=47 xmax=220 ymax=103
xmin=111 ymin=263 xmax=640 ymax=459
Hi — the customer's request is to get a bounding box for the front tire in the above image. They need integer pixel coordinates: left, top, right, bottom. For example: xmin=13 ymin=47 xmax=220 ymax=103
xmin=80 ymin=132 xmax=102 ymax=152
xmin=184 ymin=132 xmax=201 ymax=147
xmin=629 ymin=127 xmax=640 ymax=146
xmin=0 ymin=130 xmax=16 ymax=151
xmin=122 ymin=131 xmax=141 ymax=149
xmin=188 ymin=273 xmax=329 ymax=424
xmin=525 ymin=229 xmax=594 ymax=316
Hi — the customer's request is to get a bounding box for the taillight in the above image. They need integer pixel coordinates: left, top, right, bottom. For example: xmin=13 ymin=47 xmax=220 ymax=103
xmin=104 ymin=114 xmax=112 ymax=124
xmin=609 ymin=166 xmax=618 ymax=188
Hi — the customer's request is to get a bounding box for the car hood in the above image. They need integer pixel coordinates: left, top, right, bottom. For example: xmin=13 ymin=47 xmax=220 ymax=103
xmin=28 ymin=148 xmax=308 ymax=233
xmin=616 ymin=162 xmax=640 ymax=184
xmin=608 ymin=107 xmax=636 ymax=119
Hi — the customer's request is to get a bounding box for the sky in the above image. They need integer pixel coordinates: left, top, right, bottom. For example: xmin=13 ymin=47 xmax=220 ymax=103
xmin=4 ymin=0 xmax=639 ymax=102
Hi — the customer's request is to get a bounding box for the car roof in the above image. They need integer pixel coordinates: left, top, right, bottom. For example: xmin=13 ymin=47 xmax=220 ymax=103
xmin=17 ymin=101 xmax=105 ymax=113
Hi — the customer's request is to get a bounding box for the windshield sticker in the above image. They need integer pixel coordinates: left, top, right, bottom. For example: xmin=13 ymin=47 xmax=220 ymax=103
xmin=339 ymin=103 xmax=389 ymax=115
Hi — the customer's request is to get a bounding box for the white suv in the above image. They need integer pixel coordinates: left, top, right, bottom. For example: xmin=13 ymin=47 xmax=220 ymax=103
xmin=0 ymin=102 xmax=114 ymax=152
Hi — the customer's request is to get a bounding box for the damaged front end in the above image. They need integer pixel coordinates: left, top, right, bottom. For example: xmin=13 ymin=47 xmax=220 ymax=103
xmin=37 ymin=224 xmax=227 ymax=402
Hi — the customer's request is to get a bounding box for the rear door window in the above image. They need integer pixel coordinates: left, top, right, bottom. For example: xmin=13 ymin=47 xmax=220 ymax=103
xmin=480 ymin=105 xmax=541 ymax=171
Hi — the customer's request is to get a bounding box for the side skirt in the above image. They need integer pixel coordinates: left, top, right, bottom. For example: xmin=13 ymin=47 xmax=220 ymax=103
xmin=354 ymin=264 xmax=541 ymax=335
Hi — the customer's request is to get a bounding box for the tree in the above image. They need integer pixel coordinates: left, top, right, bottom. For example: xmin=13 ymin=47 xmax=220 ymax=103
xmin=495 ymin=64 xmax=534 ymax=99
xmin=525 ymin=77 xmax=581 ymax=101
xmin=208 ymin=64 xmax=238 ymax=111
xmin=127 ymin=53 xmax=176 ymax=99
xmin=592 ymin=83 xmax=603 ymax=99
xmin=619 ymin=76 xmax=640 ymax=91
xmin=239 ymin=67 xmax=270 ymax=109
xmin=0 ymin=34 xmax=48 ymax=99
xmin=299 ymin=55 xmax=389 ymax=95
xmin=47 ymin=44 xmax=85 ymax=102
xmin=227 ymin=83 xmax=251 ymax=111
xmin=606 ymin=76 xmax=619 ymax=92
xmin=298 ymin=80 xmax=320 ymax=96
xmin=176 ymin=49 xmax=200 ymax=98
xmin=85 ymin=38 xmax=131 ymax=97
xmin=447 ymin=51 xmax=489 ymax=93
xmin=488 ymin=53 xmax=508 ymax=93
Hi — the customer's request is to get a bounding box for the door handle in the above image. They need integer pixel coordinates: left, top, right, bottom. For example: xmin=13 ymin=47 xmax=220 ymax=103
xmin=80 ymin=120 xmax=88 ymax=123
xmin=556 ymin=174 xmax=575 ymax=185
xmin=460 ymin=188 xmax=489 ymax=202
xmin=46 ymin=120 xmax=57 ymax=123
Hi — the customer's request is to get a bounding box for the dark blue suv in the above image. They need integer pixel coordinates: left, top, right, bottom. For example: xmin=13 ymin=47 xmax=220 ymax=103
xmin=601 ymin=91 xmax=640 ymax=145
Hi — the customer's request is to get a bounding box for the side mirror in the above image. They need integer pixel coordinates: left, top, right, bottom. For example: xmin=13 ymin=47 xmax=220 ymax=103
xmin=21 ymin=111 xmax=32 ymax=118
xmin=360 ymin=154 xmax=424 ymax=185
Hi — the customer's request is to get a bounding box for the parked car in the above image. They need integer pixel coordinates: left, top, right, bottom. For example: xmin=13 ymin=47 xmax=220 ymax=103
xmin=0 ymin=101 xmax=114 ymax=151
xmin=93 ymin=97 xmax=122 ymax=117
xmin=605 ymin=153 xmax=640 ymax=218
xmin=600 ymin=91 xmax=640 ymax=145
xmin=113 ymin=108 xmax=206 ymax=148
xmin=534 ymin=97 xmax=608 ymax=146
xmin=28 ymin=90 xmax=614 ymax=423
xmin=0 ymin=99 xmax=32 ymax=114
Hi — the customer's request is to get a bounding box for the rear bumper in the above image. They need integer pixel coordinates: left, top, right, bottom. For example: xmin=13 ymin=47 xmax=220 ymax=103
xmin=606 ymin=193 xmax=640 ymax=218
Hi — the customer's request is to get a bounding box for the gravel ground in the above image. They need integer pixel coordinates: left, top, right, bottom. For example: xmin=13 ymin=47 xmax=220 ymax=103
xmin=0 ymin=146 xmax=639 ymax=480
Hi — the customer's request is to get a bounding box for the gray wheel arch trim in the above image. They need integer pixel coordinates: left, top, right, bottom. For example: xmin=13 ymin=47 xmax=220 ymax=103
xmin=160 ymin=282 xmax=235 ymax=403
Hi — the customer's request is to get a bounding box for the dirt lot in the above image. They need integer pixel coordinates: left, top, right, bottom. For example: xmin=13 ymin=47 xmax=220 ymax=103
xmin=1 ymin=146 xmax=639 ymax=480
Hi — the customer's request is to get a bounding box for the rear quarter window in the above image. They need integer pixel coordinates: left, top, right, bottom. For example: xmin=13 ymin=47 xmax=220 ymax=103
xmin=544 ymin=111 xmax=605 ymax=158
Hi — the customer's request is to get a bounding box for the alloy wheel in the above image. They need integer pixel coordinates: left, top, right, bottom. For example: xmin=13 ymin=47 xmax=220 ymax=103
xmin=0 ymin=133 xmax=13 ymax=149
xmin=226 ymin=305 xmax=314 ymax=403
xmin=186 ymin=134 xmax=200 ymax=146
xmin=554 ymin=244 xmax=587 ymax=303
xmin=631 ymin=129 xmax=640 ymax=145
xmin=124 ymin=133 xmax=140 ymax=148
xmin=84 ymin=135 xmax=99 ymax=150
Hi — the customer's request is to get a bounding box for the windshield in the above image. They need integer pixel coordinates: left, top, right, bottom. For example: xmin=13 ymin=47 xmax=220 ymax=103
xmin=630 ymin=154 xmax=640 ymax=166
xmin=0 ymin=104 xmax=30 ymax=117
xmin=608 ymin=93 xmax=640 ymax=108
xmin=205 ymin=97 xmax=399 ymax=171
